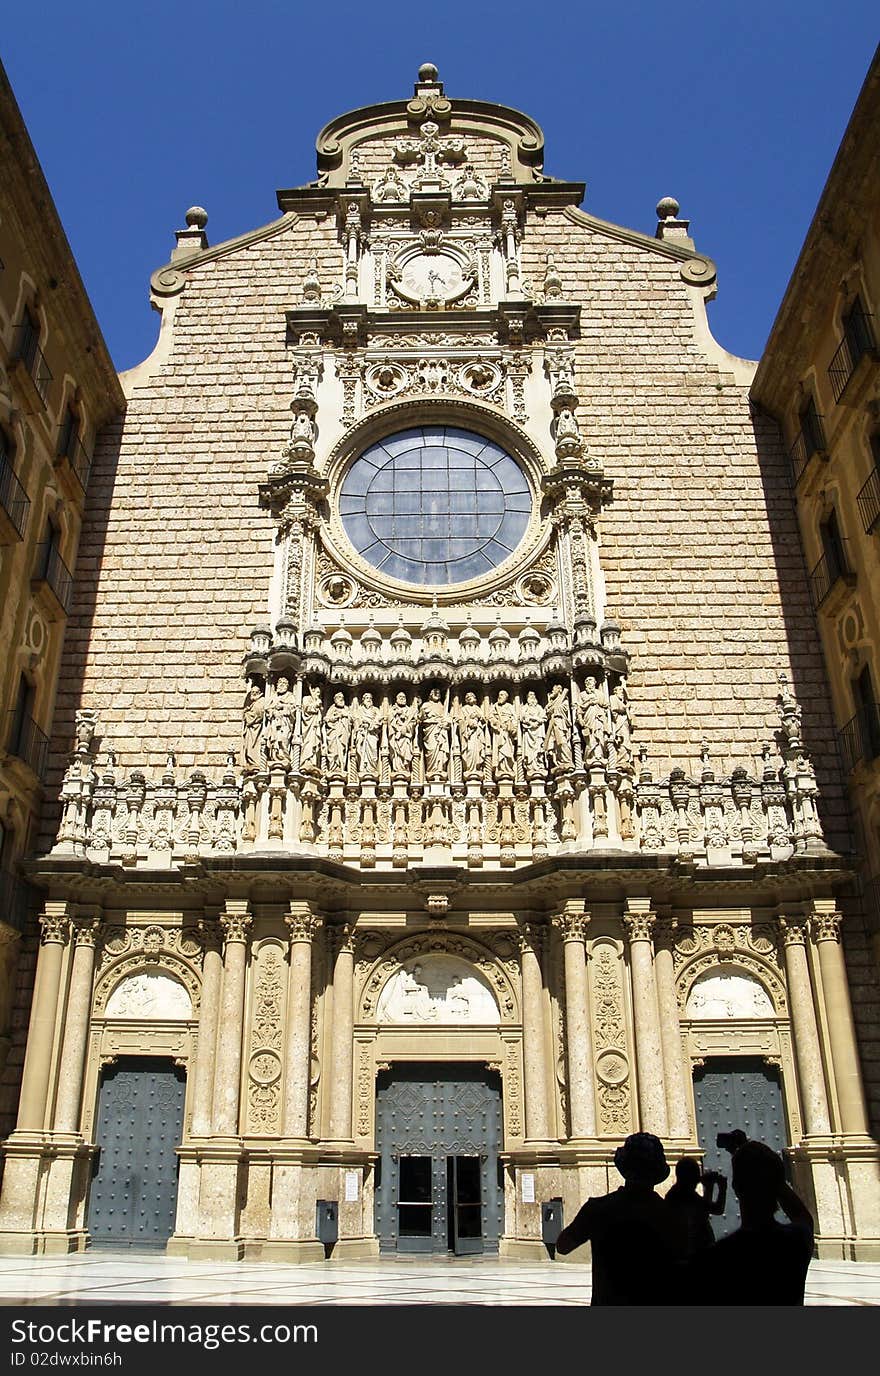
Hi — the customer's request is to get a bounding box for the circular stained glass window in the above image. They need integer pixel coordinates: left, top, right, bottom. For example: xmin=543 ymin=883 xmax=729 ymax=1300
xmin=338 ymin=426 xmax=532 ymax=586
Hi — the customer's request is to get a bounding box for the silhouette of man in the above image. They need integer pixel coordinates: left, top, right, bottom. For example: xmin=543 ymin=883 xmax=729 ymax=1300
xmin=555 ymin=1132 xmax=682 ymax=1305
xmin=689 ymin=1140 xmax=814 ymax=1305
xmin=665 ymin=1156 xmax=727 ymax=1257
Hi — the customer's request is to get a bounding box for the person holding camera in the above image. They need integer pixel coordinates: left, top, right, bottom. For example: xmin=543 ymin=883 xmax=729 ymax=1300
xmin=689 ymin=1138 xmax=815 ymax=1305
xmin=665 ymin=1156 xmax=728 ymax=1257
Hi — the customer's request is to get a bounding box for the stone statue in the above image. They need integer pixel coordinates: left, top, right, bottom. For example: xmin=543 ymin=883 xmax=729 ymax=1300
xmin=456 ymin=692 xmax=488 ymax=778
xmin=354 ymin=692 xmax=381 ymax=778
xmin=519 ymin=691 xmax=547 ymax=779
xmin=576 ymin=676 xmax=609 ymax=765
xmin=298 ymin=684 xmax=323 ymax=773
xmin=323 ymin=692 xmax=352 ymax=775
xmin=74 ymin=709 xmax=98 ymax=755
xmin=419 ymin=688 xmax=450 ymax=780
xmin=241 ymin=682 xmax=266 ymax=771
xmin=489 ymin=689 xmax=518 ymax=777
xmin=264 ymin=676 xmax=295 ymax=767
xmin=387 ymin=693 xmax=417 ymax=779
xmin=544 ymin=683 xmax=574 ymax=773
xmin=608 ymin=680 xmax=632 ymax=769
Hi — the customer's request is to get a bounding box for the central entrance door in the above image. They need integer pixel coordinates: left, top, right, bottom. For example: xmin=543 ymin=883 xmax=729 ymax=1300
xmin=375 ymin=1063 xmax=503 ymax=1255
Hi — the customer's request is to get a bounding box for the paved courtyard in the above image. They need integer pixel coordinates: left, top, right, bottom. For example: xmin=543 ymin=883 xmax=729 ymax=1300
xmin=0 ymin=1253 xmax=876 ymax=1306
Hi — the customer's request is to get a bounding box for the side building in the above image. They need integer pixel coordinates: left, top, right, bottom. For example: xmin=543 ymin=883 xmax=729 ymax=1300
xmin=0 ymin=60 xmax=124 ymax=1131
xmin=752 ymin=44 xmax=880 ymax=976
xmin=0 ymin=65 xmax=878 ymax=1260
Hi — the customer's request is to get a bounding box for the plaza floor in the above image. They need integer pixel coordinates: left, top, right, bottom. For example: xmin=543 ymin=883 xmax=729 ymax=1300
xmin=0 ymin=1252 xmax=877 ymax=1306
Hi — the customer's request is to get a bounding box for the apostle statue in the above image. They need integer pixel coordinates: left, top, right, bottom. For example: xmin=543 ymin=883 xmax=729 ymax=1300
xmin=323 ymin=691 xmax=352 ymax=776
xmin=489 ymin=689 xmax=518 ymax=778
xmin=519 ymin=690 xmax=547 ymax=779
xmin=298 ymin=684 xmax=323 ymax=774
xmin=387 ymin=693 xmax=417 ymax=780
xmin=419 ymin=688 xmax=450 ymax=781
xmin=354 ymin=692 xmax=381 ymax=779
xmin=576 ymin=676 xmax=609 ymax=766
xmin=241 ymin=681 xmax=266 ymax=772
xmin=543 ymin=682 xmax=574 ymax=774
xmin=456 ymin=692 xmax=488 ymax=779
xmin=264 ymin=675 xmax=296 ymax=767
xmin=608 ymin=679 xmax=633 ymax=770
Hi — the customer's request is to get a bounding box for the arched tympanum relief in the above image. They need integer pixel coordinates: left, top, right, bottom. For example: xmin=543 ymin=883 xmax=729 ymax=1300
xmin=104 ymin=970 xmax=193 ymax=1020
xmin=376 ymin=953 xmax=500 ymax=1024
xmin=685 ymin=964 xmax=776 ymax=1020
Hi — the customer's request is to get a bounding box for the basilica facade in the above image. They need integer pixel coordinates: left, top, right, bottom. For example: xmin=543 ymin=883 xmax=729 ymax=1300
xmin=1 ymin=65 xmax=879 ymax=1260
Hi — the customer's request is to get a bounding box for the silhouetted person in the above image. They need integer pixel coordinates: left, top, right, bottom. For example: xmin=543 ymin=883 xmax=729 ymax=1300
xmin=555 ymin=1132 xmax=683 ymax=1305
xmin=690 ymin=1140 xmax=814 ymax=1305
xmin=666 ymin=1156 xmax=727 ymax=1257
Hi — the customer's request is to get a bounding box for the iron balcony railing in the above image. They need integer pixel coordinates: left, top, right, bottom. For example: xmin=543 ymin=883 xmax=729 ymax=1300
xmin=4 ymin=711 xmax=49 ymax=778
xmin=0 ymin=870 xmax=34 ymax=935
xmin=828 ymin=309 xmax=877 ymax=402
xmin=789 ymin=413 xmax=827 ymax=484
xmin=33 ymin=541 xmax=73 ymax=613
xmin=857 ymin=467 xmax=880 ymax=536
xmin=0 ymin=451 xmax=30 ymax=539
xmin=838 ymin=703 xmax=880 ymax=773
xmin=808 ymin=539 xmax=854 ymax=609
xmin=12 ymin=323 xmax=53 ymax=406
xmin=56 ymin=432 xmax=92 ymax=492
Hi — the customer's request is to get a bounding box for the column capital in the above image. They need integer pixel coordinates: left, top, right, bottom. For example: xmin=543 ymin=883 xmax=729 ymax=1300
xmin=198 ymin=916 xmax=223 ymax=953
xmin=39 ymin=903 xmax=71 ymax=945
xmin=517 ymin=922 xmax=545 ymax=957
xmin=286 ymin=902 xmax=324 ymax=944
xmin=220 ymin=901 xmax=253 ymax=945
xmin=71 ymin=916 xmax=101 ymax=948
xmin=623 ymin=897 xmax=656 ymax=944
xmin=552 ymin=900 xmax=590 ymax=944
xmin=809 ymin=900 xmax=842 ymax=944
xmin=777 ymin=909 xmax=809 ymax=947
xmin=330 ymin=921 xmax=355 ymax=955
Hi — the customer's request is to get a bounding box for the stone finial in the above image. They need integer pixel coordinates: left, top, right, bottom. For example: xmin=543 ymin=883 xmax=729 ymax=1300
xmin=655 ymin=195 xmax=693 ymax=247
xmin=185 ymin=206 xmax=209 ymax=229
xmin=418 ymin=62 xmax=439 ymax=83
xmin=655 ymin=196 xmax=679 ymax=221
xmin=172 ymin=206 xmax=209 ymax=260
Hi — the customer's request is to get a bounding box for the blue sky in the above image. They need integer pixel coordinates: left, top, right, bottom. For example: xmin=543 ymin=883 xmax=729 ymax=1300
xmin=2 ymin=2 xmax=877 ymax=371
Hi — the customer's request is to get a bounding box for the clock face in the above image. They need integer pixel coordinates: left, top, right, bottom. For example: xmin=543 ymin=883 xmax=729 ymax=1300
xmin=397 ymin=252 xmax=468 ymax=305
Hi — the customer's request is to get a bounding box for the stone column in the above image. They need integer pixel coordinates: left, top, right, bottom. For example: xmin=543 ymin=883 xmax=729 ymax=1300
xmin=211 ymin=902 xmax=253 ymax=1137
xmin=190 ymin=919 xmax=223 ymax=1137
xmin=518 ymin=923 xmax=550 ymax=1142
xmin=778 ymin=911 xmax=831 ymax=1135
xmin=53 ymin=916 xmax=101 ymax=1134
xmin=810 ymin=901 xmax=869 ymax=1135
xmin=16 ymin=904 xmax=71 ymax=1132
xmin=654 ymin=918 xmax=691 ymax=1138
xmin=623 ymin=899 xmax=668 ymax=1136
xmin=552 ymin=901 xmax=595 ymax=1139
xmin=327 ymin=924 xmax=355 ymax=1142
xmin=283 ymin=902 xmax=321 ymax=1139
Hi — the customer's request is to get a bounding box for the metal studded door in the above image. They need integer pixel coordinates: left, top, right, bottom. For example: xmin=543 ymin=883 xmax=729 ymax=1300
xmin=693 ymin=1057 xmax=787 ymax=1238
xmin=87 ymin=1057 xmax=186 ymax=1249
xmin=375 ymin=1064 xmax=503 ymax=1255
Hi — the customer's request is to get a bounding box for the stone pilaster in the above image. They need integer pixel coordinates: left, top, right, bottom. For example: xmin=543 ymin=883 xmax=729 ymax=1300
xmin=552 ymin=900 xmax=595 ymax=1139
xmin=653 ymin=917 xmax=691 ymax=1138
xmin=53 ymin=916 xmax=101 ymax=1134
xmin=518 ymin=923 xmax=550 ymax=1142
xmin=622 ymin=898 xmax=668 ymax=1136
xmin=211 ymin=901 xmax=253 ymax=1136
xmin=16 ymin=904 xmax=71 ymax=1132
xmin=810 ymin=901 xmax=869 ymax=1135
xmin=327 ymin=923 xmax=355 ymax=1143
xmin=282 ymin=902 xmax=322 ymax=1138
xmin=778 ymin=910 xmax=831 ymax=1136
xmin=190 ymin=918 xmax=223 ymax=1137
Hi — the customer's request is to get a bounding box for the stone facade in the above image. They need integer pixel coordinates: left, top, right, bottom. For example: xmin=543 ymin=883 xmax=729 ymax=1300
xmin=1 ymin=63 xmax=879 ymax=1261
xmin=0 ymin=59 xmax=124 ymax=1128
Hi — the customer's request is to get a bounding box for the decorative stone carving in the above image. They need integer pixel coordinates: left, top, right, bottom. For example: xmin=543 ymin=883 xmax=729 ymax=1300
xmin=685 ymin=968 xmax=775 ymax=1020
xmin=241 ymin=682 xmax=266 ymax=771
xmin=419 ymin=688 xmax=450 ymax=780
xmin=376 ymin=955 xmax=500 ymax=1024
xmin=104 ymin=971 xmax=193 ymax=1020
xmin=519 ymin=691 xmax=547 ymax=780
xmin=245 ymin=942 xmax=285 ymax=1133
xmin=576 ymin=676 xmax=609 ymax=765
xmin=590 ymin=941 xmax=632 ymax=1135
xmin=323 ymin=692 xmax=352 ymax=775
xmin=454 ymin=692 xmax=487 ymax=778
xmin=264 ymin=677 xmax=296 ymax=767
xmin=489 ymin=690 xmax=518 ymax=778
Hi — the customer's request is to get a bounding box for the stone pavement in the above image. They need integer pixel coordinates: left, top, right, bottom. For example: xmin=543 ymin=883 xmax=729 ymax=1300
xmin=0 ymin=1253 xmax=876 ymax=1306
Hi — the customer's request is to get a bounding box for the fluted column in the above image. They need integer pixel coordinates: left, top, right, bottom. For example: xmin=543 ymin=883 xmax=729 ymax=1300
xmin=810 ymin=901 xmax=869 ymax=1135
xmin=53 ymin=916 xmax=101 ymax=1134
xmin=623 ymin=899 xmax=668 ymax=1135
xmin=190 ymin=918 xmax=223 ymax=1136
xmin=327 ymin=923 xmax=355 ymax=1142
xmin=283 ymin=902 xmax=322 ymax=1139
xmin=518 ymin=923 xmax=550 ymax=1141
xmin=552 ymin=901 xmax=595 ymax=1138
xmin=16 ymin=904 xmax=70 ymax=1132
xmin=778 ymin=911 xmax=831 ymax=1135
xmin=211 ymin=901 xmax=253 ymax=1137
xmin=654 ymin=918 xmax=691 ymax=1138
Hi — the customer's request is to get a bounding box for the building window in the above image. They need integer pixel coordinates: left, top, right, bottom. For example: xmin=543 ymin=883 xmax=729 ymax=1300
xmin=13 ymin=305 xmax=52 ymax=406
xmin=33 ymin=519 xmax=73 ymax=614
xmin=0 ymin=429 xmax=30 ymax=541
xmin=829 ymin=294 xmax=877 ymax=402
xmin=5 ymin=675 xmax=47 ymax=778
xmin=57 ymin=405 xmax=90 ymax=491
xmin=856 ymin=434 xmax=880 ymax=535
xmin=339 ymin=426 xmax=532 ymax=586
xmin=789 ymin=394 xmax=826 ymax=483
xmin=809 ymin=508 xmax=853 ymax=609
xmin=843 ymin=665 xmax=880 ymax=770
